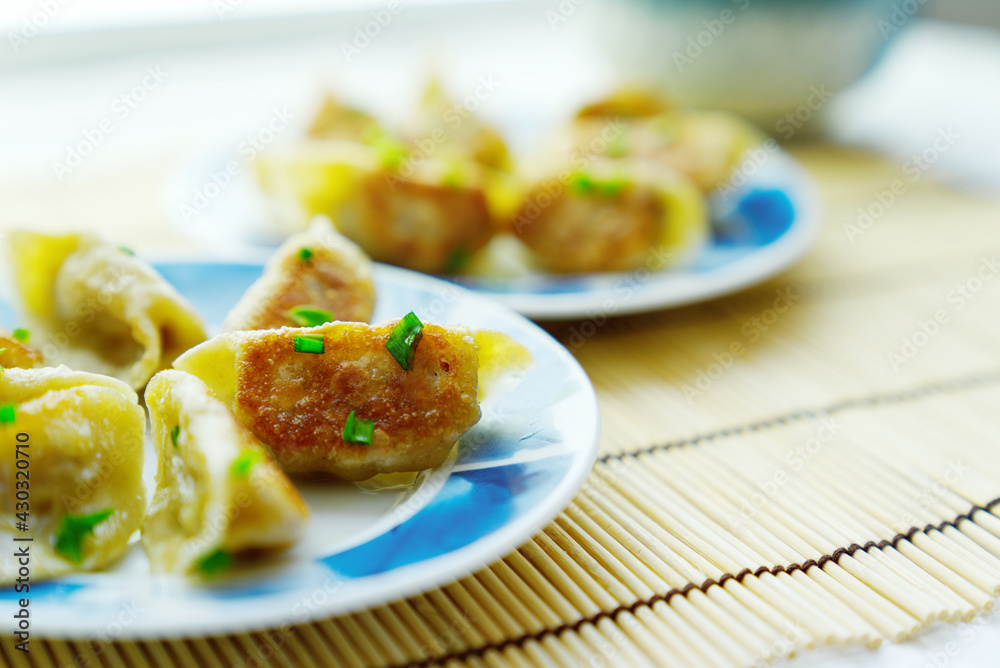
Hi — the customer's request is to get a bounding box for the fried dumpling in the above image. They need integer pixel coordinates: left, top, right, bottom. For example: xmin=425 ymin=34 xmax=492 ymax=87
xmin=6 ymin=232 xmax=208 ymax=390
xmin=511 ymin=158 xmax=708 ymax=274
xmin=0 ymin=367 xmax=145 ymax=584
xmin=254 ymin=140 xmax=495 ymax=274
xmin=174 ymin=318 xmax=531 ymax=481
xmin=142 ymin=370 xmax=309 ymax=575
xmin=560 ymin=108 xmax=764 ymax=192
xmin=402 ymin=78 xmax=512 ymax=172
xmin=223 ymin=217 xmax=375 ymax=331
xmin=0 ymin=328 xmax=43 ymax=370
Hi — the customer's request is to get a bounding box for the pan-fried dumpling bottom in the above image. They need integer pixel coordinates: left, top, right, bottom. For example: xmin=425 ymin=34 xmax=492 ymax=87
xmin=0 ymin=367 xmax=145 ymax=584
xmin=223 ymin=217 xmax=375 ymax=331
xmin=7 ymin=232 xmax=208 ymax=390
xmin=0 ymin=328 xmax=43 ymax=370
xmin=142 ymin=370 xmax=309 ymax=575
xmin=174 ymin=320 xmax=532 ymax=481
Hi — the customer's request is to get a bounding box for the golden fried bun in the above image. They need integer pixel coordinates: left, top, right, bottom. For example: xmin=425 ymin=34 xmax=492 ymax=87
xmin=174 ymin=320 xmax=531 ymax=481
xmin=7 ymin=231 xmax=207 ymax=390
xmin=143 ymin=370 xmax=309 ymax=575
xmin=511 ymin=158 xmax=708 ymax=274
xmin=0 ymin=367 xmax=145 ymax=584
xmin=223 ymin=217 xmax=375 ymax=331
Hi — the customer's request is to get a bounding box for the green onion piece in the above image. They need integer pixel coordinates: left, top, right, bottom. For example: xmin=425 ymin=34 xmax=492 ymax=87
xmin=597 ymin=178 xmax=628 ymax=198
xmin=293 ymin=334 xmax=325 ymax=354
xmin=170 ymin=425 xmax=180 ymax=448
xmin=298 ymin=247 xmax=313 ymax=262
xmin=118 ymin=246 xmax=135 ymax=256
xmin=372 ymin=135 xmax=409 ymax=170
xmin=230 ymin=450 xmax=263 ymax=478
xmin=568 ymin=173 xmax=593 ymax=195
xmin=54 ymin=509 xmax=114 ymax=564
xmin=11 ymin=329 xmax=28 ymax=343
xmin=288 ymin=306 xmax=334 ymax=328
xmin=195 ymin=548 xmax=233 ymax=577
xmin=444 ymin=247 xmax=470 ymax=274
xmin=385 ymin=312 xmax=424 ymax=371
xmin=343 ymin=410 xmax=374 ymax=445
xmin=0 ymin=403 xmax=15 ymax=424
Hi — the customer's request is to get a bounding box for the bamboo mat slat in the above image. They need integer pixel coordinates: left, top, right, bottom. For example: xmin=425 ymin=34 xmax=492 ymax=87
xmin=3 ymin=144 xmax=1000 ymax=667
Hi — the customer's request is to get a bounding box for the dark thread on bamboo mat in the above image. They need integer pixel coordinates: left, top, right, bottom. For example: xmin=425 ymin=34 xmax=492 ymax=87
xmin=396 ymin=497 xmax=1000 ymax=668
xmin=597 ymin=368 xmax=1000 ymax=464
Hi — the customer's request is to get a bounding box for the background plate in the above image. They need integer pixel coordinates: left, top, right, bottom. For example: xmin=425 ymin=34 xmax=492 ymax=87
xmin=0 ymin=261 xmax=599 ymax=639
xmin=168 ymin=148 xmax=820 ymax=321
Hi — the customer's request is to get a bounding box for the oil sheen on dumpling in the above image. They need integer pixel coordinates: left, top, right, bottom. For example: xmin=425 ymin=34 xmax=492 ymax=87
xmin=7 ymin=231 xmax=208 ymax=390
xmin=0 ymin=367 xmax=145 ymax=584
xmin=223 ymin=217 xmax=374 ymax=331
xmin=143 ymin=370 xmax=309 ymax=575
xmin=174 ymin=320 xmax=531 ymax=481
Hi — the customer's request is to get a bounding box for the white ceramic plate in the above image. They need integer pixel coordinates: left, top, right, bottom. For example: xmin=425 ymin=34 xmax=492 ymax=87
xmin=0 ymin=262 xmax=600 ymax=639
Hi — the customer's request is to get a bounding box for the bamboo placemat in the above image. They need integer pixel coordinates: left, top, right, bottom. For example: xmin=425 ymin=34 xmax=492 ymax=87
xmin=3 ymin=144 xmax=1000 ymax=667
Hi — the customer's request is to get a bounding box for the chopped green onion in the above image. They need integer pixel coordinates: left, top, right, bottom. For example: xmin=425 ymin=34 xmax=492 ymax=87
xmin=54 ymin=509 xmax=114 ymax=564
xmin=343 ymin=410 xmax=374 ymax=445
xmin=444 ymin=247 xmax=470 ymax=274
xmin=170 ymin=425 xmax=180 ymax=448
xmin=568 ymin=173 xmax=593 ymax=195
xmin=293 ymin=334 xmax=325 ymax=354
xmin=118 ymin=246 xmax=135 ymax=256
xmin=0 ymin=403 xmax=15 ymax=424
xmin=11 ymin=329 xmax=28 ymax=343
xmin=597 ymin=178 xmax=628 ymax=198
xmin=568 ymin=172 xmax=626 ymax=198
xmin=372 ymin=135 xmax=409 ymax=170
xmin=289 ymin=306 xmax=334 ymax=328
xmin=385 ymin=312 xmax=424 ymax=371
xmin=230 ymin=450 xmax=263 ymax=478
xmin=298 ymin=247 xmax=313 ymax=262
xmin=195 ymin=548 xmax=233 ymax=577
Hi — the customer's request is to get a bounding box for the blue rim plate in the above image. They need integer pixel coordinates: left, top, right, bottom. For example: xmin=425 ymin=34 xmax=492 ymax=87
xmin=0 ymin=262 xmax=600 ymax=639
xmin=168 ymin=148 xmax=820 ymax=321
xmin=449 ymin=150 xmax=821 ymax=319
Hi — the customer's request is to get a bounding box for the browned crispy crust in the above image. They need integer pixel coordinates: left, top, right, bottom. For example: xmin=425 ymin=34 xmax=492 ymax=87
xmin=513 ymin=184 xmax=661 ymax=273
xmin=233 ymin=323 xmax=481 ymax=481
xmin=0 ymin=334 xmax=44 ymax=369
xmin=236 ymin=244 xmax=374 ymax=330
xmin=336 ymin=170 xmax=493 ymax=274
